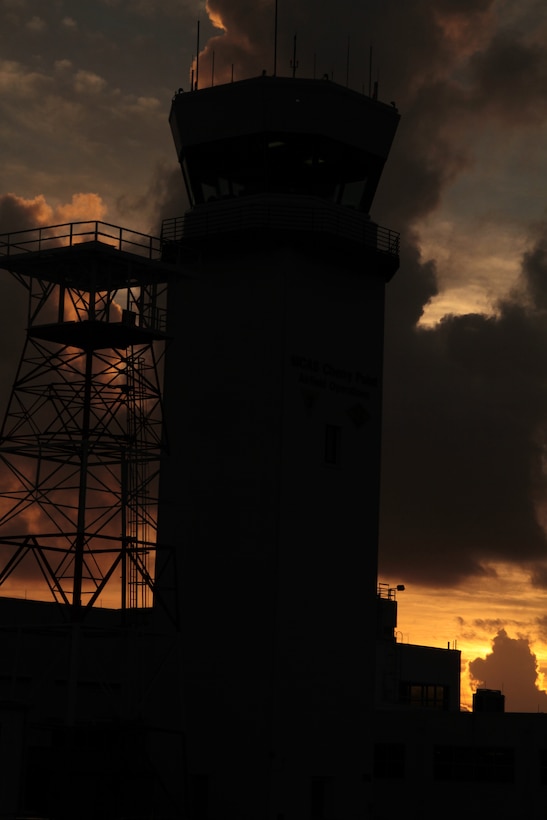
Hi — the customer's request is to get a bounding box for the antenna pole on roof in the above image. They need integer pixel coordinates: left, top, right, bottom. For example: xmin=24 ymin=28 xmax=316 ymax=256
xmin=368 ymin=45 xmax=372 ymax=97
xmin=211 ymin=50 xmax=215 ymax=87
xmin=291 ymin=32 xmax=298 ymax=78
xmin=346 ymin=36 xmax=350 ymax=87
xmin=195 ymin=19 xmax=200 ymax=90
xmin=273 ymin=0 xmax=278 ymax=76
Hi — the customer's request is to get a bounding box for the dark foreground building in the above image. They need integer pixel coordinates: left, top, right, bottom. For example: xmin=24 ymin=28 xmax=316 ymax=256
xmin=156 ymin=75 xmax=400 ymax=819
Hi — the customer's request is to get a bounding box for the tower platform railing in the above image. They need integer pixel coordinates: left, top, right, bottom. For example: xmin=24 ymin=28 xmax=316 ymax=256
xmin=0 ymin=221 xmax=163 ymax=261
xmin=161 ymin=194 xmax=399 ymax=256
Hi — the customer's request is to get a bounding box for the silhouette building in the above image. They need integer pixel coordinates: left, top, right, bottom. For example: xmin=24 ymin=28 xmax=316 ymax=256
xmin=157 ymin=75 xmax=400 ymax=819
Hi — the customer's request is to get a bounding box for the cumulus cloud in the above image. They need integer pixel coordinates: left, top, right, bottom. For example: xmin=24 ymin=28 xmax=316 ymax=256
xmin=469 ymin=629 xmax=547 ymax=712
xmin=0 ymin=191 xmax=108 ymax=232
xmin=73 ymin=69 xmax=107 ymax=94
xmin=0 ymin=193 xmax=53 ymax=231
xmin=26 ymin=14 xmax=45 ymax=31
xmin=54 ymin=192 xmax=108 ymax=222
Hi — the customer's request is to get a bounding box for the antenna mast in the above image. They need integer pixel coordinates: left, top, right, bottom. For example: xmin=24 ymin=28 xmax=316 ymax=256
xmin=195 ymin=19 xmax=200 ymax=90
xmin=291 ymin=32 xmax=299 ymax=78
xmin=346 ymin=36 xmax=350 ymax=87
xmin=273 ymin=0 xmax=278 ymax=76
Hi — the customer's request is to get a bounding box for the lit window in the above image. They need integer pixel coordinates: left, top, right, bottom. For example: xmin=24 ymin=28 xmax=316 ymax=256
xmin=400 ymin=681 xmax=448 ymax=710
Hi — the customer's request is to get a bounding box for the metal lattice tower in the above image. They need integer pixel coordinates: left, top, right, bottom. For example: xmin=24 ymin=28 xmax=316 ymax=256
xmin=0 ymin=221 xmax=173 ymax=622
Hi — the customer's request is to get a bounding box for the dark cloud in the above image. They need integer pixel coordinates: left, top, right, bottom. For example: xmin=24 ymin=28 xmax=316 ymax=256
xmin=521 ymin=236 xmax=547 ymax=312
xmin=380 ymin=238 xmax=547 ymax=586
xmin=468 ymin=30 xmax=547 ymax=125
xmin=469 ymin=629 xmax=547 ymax=712
xmin=0 ymin=193 xmax=52 ymax=233
xmin=196 ymin=0 xmax=497 ymax=96
xmin=473 ymin=618 xmax=509 ymax=632
xmin=116 ymin=161 xmax=189 ymax=235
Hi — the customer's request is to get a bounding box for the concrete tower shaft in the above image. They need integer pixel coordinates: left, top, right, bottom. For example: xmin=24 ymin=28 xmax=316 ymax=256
xmin=158 ymin=76 xmax=400 ymax=819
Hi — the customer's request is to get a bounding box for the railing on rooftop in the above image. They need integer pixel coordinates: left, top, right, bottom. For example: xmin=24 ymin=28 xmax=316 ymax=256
xmin=377 ymin=583 xmax=405 ymax=600
xmin=161 ymin=196 xmax=400 ymax=257
xmin=0 ymin=221 xmax=163 ymax=261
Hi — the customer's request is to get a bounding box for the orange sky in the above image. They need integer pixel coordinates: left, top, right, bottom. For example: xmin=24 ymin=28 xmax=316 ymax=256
xmin=392 ymin=566 xmax=547 ymax=711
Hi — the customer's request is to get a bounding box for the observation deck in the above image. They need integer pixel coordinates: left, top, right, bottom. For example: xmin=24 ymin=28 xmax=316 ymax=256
xmin=0 ymin=221 xmax=172 ymax=350
xmin=168 ymin=75 xmax=400 ymax=277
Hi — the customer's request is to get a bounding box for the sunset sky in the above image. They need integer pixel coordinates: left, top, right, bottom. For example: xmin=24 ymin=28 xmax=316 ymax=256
xmin=2 ymin=0 xmax=547 ymax=711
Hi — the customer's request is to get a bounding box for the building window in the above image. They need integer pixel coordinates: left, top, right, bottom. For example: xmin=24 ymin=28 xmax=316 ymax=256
xmin=324 ymin=425 xmax=341 ymax=465
xmin=400 ymin=681 xmax=448 ymax=710
xmin=434 ymin=746 xmax=514 ymax=784
xmin=374 ymin=743 xmax=405 ymax=779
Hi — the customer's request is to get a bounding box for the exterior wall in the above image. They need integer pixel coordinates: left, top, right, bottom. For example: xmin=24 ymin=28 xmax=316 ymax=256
xmin=0 ymin=598 xmax=184 ymax=817
xmin=157 ymin=234 xmax=389 ymax=819
xmin=376 ymin=639 xmax=460 ymax=712
xmin=372 ymin=710 xmax=547 ymax=820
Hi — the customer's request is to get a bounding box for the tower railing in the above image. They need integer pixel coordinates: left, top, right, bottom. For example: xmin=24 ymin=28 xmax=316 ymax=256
xmin=161 ymin=195 xmax=399 ymax=256
xmin=0 ymin=221 xmax=163 ymax=260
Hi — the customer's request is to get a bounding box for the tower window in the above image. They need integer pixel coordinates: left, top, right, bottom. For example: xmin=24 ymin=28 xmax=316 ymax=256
xmin=324 ymin=425 xmax=341 ymax=465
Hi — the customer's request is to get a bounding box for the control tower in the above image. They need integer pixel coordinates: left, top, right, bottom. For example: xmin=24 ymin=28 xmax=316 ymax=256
xmin=158 ymin=75 xmax=399 ymax=818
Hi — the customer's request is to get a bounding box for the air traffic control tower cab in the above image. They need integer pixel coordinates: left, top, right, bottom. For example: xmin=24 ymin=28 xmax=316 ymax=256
xmin=167 ymin=75 xmax=400 ymax=273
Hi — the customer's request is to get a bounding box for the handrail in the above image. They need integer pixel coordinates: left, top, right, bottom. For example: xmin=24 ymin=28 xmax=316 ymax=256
xmin=162 ymin=196 xmax=399 ymax=256
xmin=0 ymin=221 xmax=163 ymax=261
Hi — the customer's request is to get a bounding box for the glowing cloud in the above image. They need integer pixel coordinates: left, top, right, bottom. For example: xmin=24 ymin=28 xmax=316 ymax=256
xmin=469 ymin=629 xmax=547 ymax=712
xmin=0 ymin=192 xmax=108 ymax=233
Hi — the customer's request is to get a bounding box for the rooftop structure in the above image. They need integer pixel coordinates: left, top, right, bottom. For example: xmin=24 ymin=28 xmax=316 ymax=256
xmin=0 ymin=221 xmax=174 ymax=620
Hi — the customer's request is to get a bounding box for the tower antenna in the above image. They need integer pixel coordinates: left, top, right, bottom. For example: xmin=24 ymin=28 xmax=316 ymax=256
xmin=346 ymin=35 xmax=350 ymax=87
xmin=195 ymin=18 xmax=200 ymax=90
xmin=291 ymin=32 xmax=299 ymax=78
xmin=273 ymin=0 xmax=278 ymax=76
xmin=374 ymin=65 xmax=379 ymax=100
xmin=368 ymin=45 xmax=372 ymax=97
